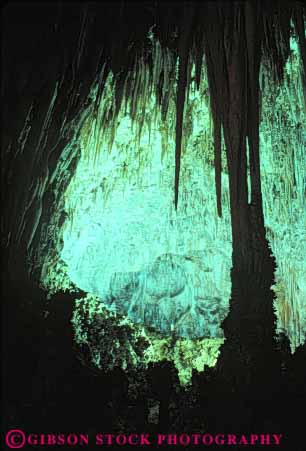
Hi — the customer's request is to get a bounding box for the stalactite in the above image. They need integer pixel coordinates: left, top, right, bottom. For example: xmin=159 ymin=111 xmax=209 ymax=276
xmin=136 ymin=58 xmax=148 ymax=145
xmin=174 ymin=3 xmax=195 ymax=209
xmin=131 ymin=59 xmax=141 ymax=122
xmin=161 ymin=50 xmax=173 ymax=121
xmin=245 ymin=1 xmax=264 ymax=217
xmin=213 ymin=112 xmax=222 ymax=217
xmin=115 ymin=74 xmax=125 ymax=118
xmin=202 ymin=14 xmax=227 ymax=220
xmin=14 ymin=2 xmax=305 ymax=376
xmin=153 ymin=41 xmax=163 ymax=105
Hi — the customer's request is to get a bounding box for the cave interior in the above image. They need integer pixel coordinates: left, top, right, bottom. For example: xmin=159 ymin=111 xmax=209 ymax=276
xmin=1 ymin=1 xmax=306 ymax=448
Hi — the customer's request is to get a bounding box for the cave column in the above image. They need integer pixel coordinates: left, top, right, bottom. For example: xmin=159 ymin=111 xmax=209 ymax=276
xmin=214 ymin=5 xmax=277 ymax=388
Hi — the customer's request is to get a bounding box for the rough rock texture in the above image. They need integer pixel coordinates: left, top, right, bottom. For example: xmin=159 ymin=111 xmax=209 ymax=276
xmin=28 ymin=31 xmax=305 ymax=349
xmin=50 ymin=44 xmax=305 ymax=347
xmin=72 ymin=294 xmax=224 ymax=385
xmin=104 ymin=253 xmax=228 ymax=338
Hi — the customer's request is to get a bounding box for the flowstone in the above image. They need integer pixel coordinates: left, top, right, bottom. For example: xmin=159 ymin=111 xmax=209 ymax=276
xmin=104 ymin=253 xmax=228 ymax=338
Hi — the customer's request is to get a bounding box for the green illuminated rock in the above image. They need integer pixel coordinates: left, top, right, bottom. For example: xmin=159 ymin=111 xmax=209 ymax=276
xmin=38 ymin=34 xmax=305 ymax=382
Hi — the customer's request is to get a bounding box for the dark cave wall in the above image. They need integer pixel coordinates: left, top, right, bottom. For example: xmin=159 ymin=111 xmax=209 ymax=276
xmin=2 ymin=4 xmax=118 ymax=277
xmin=2 ymin=2 xmax=173 ymax=286
xmin=2 ymin=2 xmax=86 ymax=283
xmin=2 ymin=7 xmax=107 ymax=424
